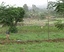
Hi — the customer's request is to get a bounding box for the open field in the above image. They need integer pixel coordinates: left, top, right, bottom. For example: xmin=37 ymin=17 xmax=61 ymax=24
xmin=0 ymin=0 xmax=64 ymax=51
xmin=0 ymin=42 xmax=64 ymax=52
xmin=0 ymin=26 xmax=64 ymax=40
xmin=0 ymin=18 xmax=64 ymax=52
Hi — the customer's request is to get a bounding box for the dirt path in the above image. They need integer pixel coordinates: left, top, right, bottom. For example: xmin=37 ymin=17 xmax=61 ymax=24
xmin=0 ymin=38 xmax=64 ymax=44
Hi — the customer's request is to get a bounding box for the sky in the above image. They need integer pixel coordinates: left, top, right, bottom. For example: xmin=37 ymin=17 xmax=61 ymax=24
xmin=0 ymin=0 xmax=56 ymax=7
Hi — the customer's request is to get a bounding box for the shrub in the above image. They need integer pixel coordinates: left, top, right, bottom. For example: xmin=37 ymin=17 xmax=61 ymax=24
xmin=55 ymin=20 xmax=64 ymax=30
xmin=9 ymin=26 xmax=18 ymax=33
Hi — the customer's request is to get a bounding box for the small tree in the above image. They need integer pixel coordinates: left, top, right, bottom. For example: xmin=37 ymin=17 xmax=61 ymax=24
xmin=53 ymin=0 xmax=64 ymax=29
xmin=0 ymin=2 xmax=25 ymax=33
xmin=54 ymin=0 xmax=64 ymax=16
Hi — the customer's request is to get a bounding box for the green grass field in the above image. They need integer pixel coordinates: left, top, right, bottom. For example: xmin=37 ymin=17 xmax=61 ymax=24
xmin=0 ymin=42 xmax=64 ymax=52
xmin=0 ymin=26 xmax=64 ymax=40
xmin=0 ymin=26 xmax=64 ymax=52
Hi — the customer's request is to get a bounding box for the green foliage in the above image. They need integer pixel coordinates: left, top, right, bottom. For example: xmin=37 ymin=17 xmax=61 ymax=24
xmin=48 ymin=0 xmax=64 ymax=17
xmin=48 ymin=1 xmax=56 ymax=10
xmin=0 ymin=2 xmax=25 ymax=33
xmin=9 ymin=26 xmax=18 ymax=33
xmin=54 ymin=0 xmax=64 ymax=14
xmin=55 ymin=20 xmax=64 ymax=30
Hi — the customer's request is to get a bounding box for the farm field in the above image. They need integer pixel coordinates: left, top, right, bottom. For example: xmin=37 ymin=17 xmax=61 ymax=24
xmin=0 ymin=26 xmax=64 ymax=40
xmin=0 ymin=0 xmax=64 ymax=51
xmin=0 ymin=42 xmax=64 ymax=52
xmin=0 ymin=21 xmax=64 ymax=52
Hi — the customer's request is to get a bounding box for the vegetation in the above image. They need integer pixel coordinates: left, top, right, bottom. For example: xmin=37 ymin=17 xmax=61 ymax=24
xmin=0 ymin=26 xmax=64 ymax=40
xmin=0 ymin=2 xmax=25 ymax=33
xmin=0 ymin=0 xmax=64 ymax=52
xmin=54 ymin=0 xmax=64 ymax=13
xmin=55 ymin=20 xmax=64 ymax=30
xmin=0 ymin=26 xmax=64 ymax=52
xmin=0 ymin=42 xmax=64 ymax=52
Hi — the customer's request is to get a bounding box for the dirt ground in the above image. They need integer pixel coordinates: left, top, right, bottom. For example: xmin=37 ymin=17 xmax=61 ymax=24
xmin=0 ymin=38 xmax=64 ymax=44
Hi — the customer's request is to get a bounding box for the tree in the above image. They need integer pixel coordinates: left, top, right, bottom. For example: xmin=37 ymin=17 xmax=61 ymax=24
xmin=47 ymin=1 xmax=56 ymax=10
xmin=32 ymin=4 xmax=39 ymax=13
xmin=53 ymin=0 xmax=64 ymax=29
xmin=54 ymin=0 xmax=64 ymax=14
xmin=51 ymin=0 xmax=64 ymax=18
xmin=23 ymin=4 xmax=29 ymax=18
xmin=0 ymin=2 xmax=25 ymax=33
xmin=23 ymin=4 xmax=28 ymax=12
xmin=47 ymin=0 xmax=64 ymax=18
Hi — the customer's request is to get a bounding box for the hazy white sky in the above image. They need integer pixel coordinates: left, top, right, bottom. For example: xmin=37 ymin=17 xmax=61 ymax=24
xmin=0 ymin=0 xmax=56 ymax=7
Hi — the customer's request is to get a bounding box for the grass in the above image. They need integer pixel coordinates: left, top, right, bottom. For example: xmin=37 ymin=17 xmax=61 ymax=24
xmin=0 ymin=42 xmax=64 ymax=52
xmin=0 ymin=26 xmax=64 ymax=40
xmin=0 ymin=25 xmax=64 ymax=52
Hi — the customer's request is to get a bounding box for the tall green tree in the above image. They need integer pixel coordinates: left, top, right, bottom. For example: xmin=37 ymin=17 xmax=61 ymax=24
xmin=0 ymin=2 xmax=25 ymax=33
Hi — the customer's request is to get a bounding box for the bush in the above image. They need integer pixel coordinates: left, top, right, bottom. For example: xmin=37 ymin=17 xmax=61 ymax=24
xmin=9 ymin=26 xmax=18 ymax=33
xmin=55 ymin=20 xmax=64 ymax=30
